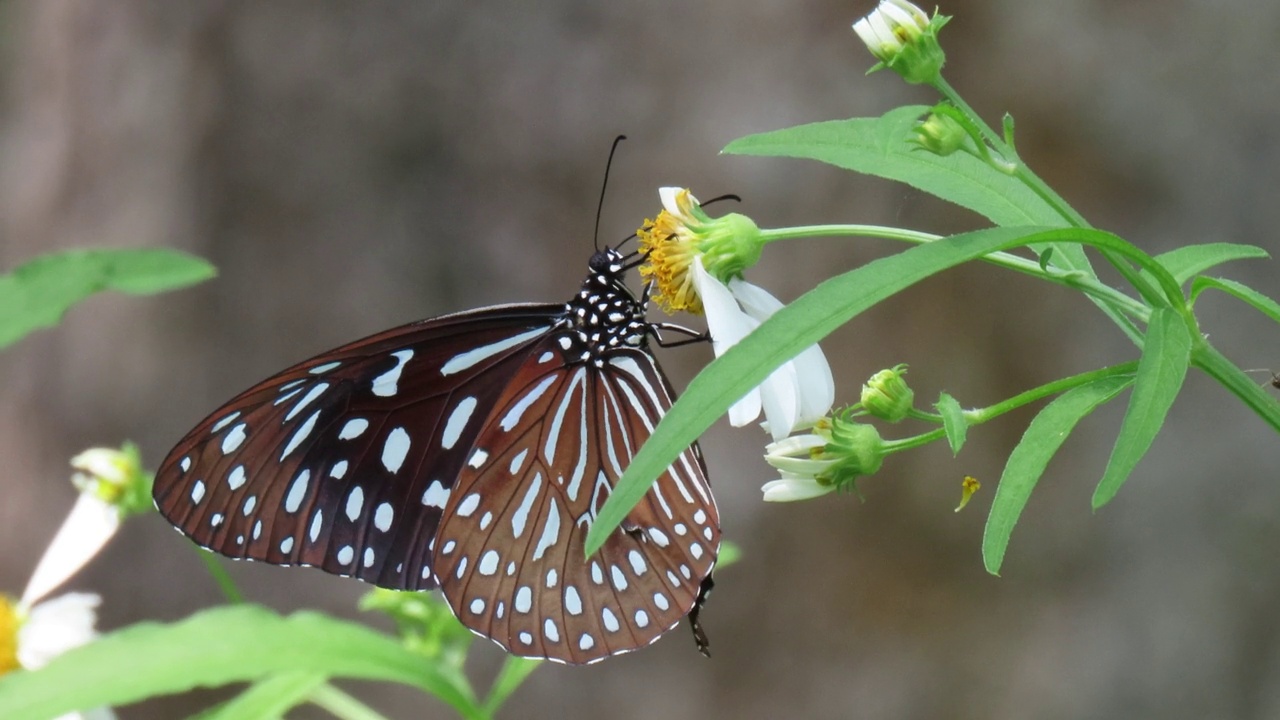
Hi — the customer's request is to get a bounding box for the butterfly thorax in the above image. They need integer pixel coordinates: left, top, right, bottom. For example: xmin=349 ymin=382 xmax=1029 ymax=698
xmin=555 ymin=249 xmax=648 ymax=367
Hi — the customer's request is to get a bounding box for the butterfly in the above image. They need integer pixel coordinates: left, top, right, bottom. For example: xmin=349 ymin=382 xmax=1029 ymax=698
xmin=152 ymin=245 xmax=720 ymax=664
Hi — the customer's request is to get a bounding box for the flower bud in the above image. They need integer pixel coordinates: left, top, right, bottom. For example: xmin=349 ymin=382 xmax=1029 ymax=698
xmin=860 ymin=364 xmax=915 ymax=423
xmin=852 ymin=0 xmax=949 ymax=85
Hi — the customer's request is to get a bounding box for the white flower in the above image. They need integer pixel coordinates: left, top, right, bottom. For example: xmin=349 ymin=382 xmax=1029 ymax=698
xmin=853 ymin=0 xmax=930 ymax=60
xmin=15 ymin=592 xmax=102 ymax=670
xmin=762 ymin=474 xmax=836 ymax=503
xmin=691 ymin=257 xmax=834 ymax=440
xmin=761 ymin=434 xmax=838 ymax=502
xmin=20 ymin=447 xmax=139 ymax=606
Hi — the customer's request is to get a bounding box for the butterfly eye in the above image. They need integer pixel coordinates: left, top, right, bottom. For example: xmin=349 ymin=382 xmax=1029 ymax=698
xmin=153 ymin=250 xmax=720 ymax=664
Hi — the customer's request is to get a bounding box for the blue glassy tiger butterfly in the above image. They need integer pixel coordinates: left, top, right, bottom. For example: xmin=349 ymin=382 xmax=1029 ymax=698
xmin=152 ymin=242 xmax=721 ymax=664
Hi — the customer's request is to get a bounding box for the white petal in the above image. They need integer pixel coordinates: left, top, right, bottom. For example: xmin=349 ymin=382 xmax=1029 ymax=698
xmin=791 ymin=344 xmax=835 ymax=426
xmin=729 ymin=277 xmax=834 ymax=432
xmin=17 ymin=593 xmax=101 ymax=670
xmin=766 ymin=454 xmax=838 ymax=475
xmin=762 ymin=475 xmax=835 ymax=503
xmin=765 ymin=433 xmax=828 ymax=457
xmin=69 ymin=449 xmax=129 ymax=486
xmin=658 ymin=186 xmax=683 ymax=215
xmin=22 ymin=494 xmax=120 ymax=606
xmin=692 ymin=258 xmax=762 ymax=425
xmin=759 ymin=362 xmax=801 ymax=440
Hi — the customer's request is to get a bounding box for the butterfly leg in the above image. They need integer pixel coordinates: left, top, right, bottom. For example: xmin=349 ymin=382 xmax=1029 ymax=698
xmin=650 ymin=322 xmax=710 ymax=349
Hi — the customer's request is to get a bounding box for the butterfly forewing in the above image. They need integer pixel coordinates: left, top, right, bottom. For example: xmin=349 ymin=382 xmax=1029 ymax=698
xmin=154 ymin=304 xmax=560 ymax=589
xmin=433 ymin=342 xmax=719 ymax=664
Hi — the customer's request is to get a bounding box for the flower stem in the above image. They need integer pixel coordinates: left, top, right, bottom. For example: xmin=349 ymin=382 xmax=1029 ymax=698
xmin=309 ymin=683 xmax=395 ymax=720
xmin=758 ymin=224 xmax=1149 ymax=320
xmin=881 ymin=361 xmax=1139 ymax=452
xmin=193 ymin=546 xmax=244 ymax=604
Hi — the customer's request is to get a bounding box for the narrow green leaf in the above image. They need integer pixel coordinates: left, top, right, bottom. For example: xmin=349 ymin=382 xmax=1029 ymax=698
xmin=983 ymin=376 xmax=1134 ymax=575
xmin=0 ymin=248 xmax=216 ymax=349
xmin=1152 ymin=243 xmax=1268 ymax=286
xmin=1190 ymin=276 xmax=1280 ymax=326
xmin=1091 ymin=308 xmax=1194 ymax=509
xmin=193 ymin=672 xmax=326 ymax=720
xmin=724 ymin=107 xmax=1062 ymax=227
xmin=1191 ymin=341 xmax=1280 ymax=436
xmin=0 ymin=605 xmax=477 ymax=720
xmin=586 ymin=225 xmax=1158 ymax=555
xmin=935 ymin=392 xmax=968 ymax=455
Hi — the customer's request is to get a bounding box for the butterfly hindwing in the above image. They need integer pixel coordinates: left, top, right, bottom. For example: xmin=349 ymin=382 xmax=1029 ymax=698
xmin=432 ymin=341 xmax=720 ymax=663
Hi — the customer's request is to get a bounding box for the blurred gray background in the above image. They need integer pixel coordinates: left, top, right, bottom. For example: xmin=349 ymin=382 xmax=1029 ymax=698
xmin=3 ymin=1 xmax=1280 ymax=718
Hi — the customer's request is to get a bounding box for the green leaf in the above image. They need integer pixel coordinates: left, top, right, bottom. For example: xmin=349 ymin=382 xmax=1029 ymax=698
xmin=586 ymin=225 xmax=1158 ymax=556
xmin=0 ymin=605 xmax=478 ymax=720
xmin=480 ymin=657 xmax=542 ymax=718
xmin=722 ymin=108 xmax=1144 ymax=338
xmin=716 ymin=540 xmax=743 ymax=569
xmin=193 ymin=672 xmax=326 ymax=720
xmin=935 ymin=392 xmax=968 ymax=455
xmin=1091 ymin=308 xmax=1194 ymax=509
xmin=0 ymin=248 xmax=216 ymax=349
xmin=983 ymin=375 xmax=1134 ymax=575
xmin=1190 ymin=276 xmax=1280 ymax=326
xmin=1149 ymin=243 xmax=1269 ymax=286
xmin=724 ymin=107 xmax=1062 ymax=227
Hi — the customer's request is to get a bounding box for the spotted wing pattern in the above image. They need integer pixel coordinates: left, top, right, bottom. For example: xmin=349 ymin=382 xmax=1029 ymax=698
xmin=153 ymin=304 xmax=560 ymax=590
xmin=433 ymin=344 xmax=720 ymax=664
xmin=152 ymin=247 xmax=721 ymax=665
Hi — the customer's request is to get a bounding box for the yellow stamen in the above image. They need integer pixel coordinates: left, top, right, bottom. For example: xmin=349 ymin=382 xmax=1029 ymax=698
xmin=636 ymin=200 xmax=703 ymax=315
xmin=0 ymin=596 xmax=21 ymax=675
xmin=955 ymin=475 xmax=981 ymax=512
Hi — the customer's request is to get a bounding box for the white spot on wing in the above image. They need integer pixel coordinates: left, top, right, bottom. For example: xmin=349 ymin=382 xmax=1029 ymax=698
xmin=544 ymin=618 xmax=560 ymax=643
xmin=653 ymin=592 xmax=670 ymax=611
xmin=509 ymin=449 xmax=529 ymax=474
xmin=440 ymin=328 xmax=546 ymax=375
xmin=499 ymin=375 xmax=558 ymax=431
xmin=309 ymin=510 xmax=324 ymax=543
xmin=191 ymin=480 xmax=206 ymax=504
xmin=456 ymin=493 xmax=481 ymax=517
xmin=310 ymin=361 xmax=341 ymax=374
xmin=478 ymin=550 xmax=499 ymax=576
xmin=532 ymin=498 xmax=561 ymax=561
xmin=363 ymin=547 xmax=375 ymax=568
xmin=330 ymin=460 xmax=348 ymax=479
xmin=281 ymin=410 xmax=321 ymax=460
xmin=467 ymin=449 xmax=489 ymax=468
xmin=374 ymin=503 xmax=393 ymax=532
xmin=285 ymin=470 xmax=310 ymax=513
xmin=285 ymin=383 xmax=329 ymax=422
xmin=647 ymin=528 xmax=670 ymax=547
xmin=441 ymin=397 xmax=477 ymax=450
xmin=470 ymin=598 xmax=486 ymax=614
xmin=180 ymin=456 xmax=192 ymax=473
xmin=211 ymin=411 xmax=241 ymax=433
xmin=515 ymin=586 xmax=532 ymax=613
xmin=345 ymin=486 xmax=364 ymax=521
xmin=371 ymin=350 xmax=414 ymax=397
xmin=338 ymin=418 xmax=369 ymax=440
xmin=634 ymin=609 xmax=650 ymax=628
xmin=227 ymin=465 xmax=246 ymax=491
xmin=221 ymin=423 xmax=248 ymax=454
xmin=602 ymin=607 xmax=619 ymax=632
xmin=564 ymin=586 xmax=582 ymax=615
xmin=421 ymin=480 xmax=448 ymax=508
xmin=510 ymin=472 xmax=542 ymax=538
xmin=382 ymin=427 xmax=411 ymax=473
xmin=627 ymin=549 xmax=647 ymax=575
xmin=610 ymin=565 xmax=628 ymax=591
xmin=241 ymin=495 xmax=257 ymax=516
xmin=337 ymin=545 xmax=354 ymax=565
xmin=280 ymin=537 xmax=294 ymax=554
xmin=579 ymin=633 xmax=594 ymax=651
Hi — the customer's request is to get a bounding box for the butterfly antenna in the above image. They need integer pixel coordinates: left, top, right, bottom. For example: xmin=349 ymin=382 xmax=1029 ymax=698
xmin=595 ymin=135 xmax=627 ymax=252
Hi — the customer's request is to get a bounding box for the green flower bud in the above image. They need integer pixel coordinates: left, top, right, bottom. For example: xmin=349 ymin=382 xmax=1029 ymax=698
xmin=860 ymin=364 xmax=915 ymax=423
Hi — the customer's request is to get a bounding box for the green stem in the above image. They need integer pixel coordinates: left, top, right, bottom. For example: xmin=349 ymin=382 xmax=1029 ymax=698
xmin=931 ymin=76 xmax=1172 ymax=313
xmin=759 ymin=224 xmax=1150 ymax=320
xmin=1192 ymin=341 xmax=1280 ymax=434
xmin=193 ymin=546 xmax=244 ymax=604
xmin=309 ymin=683 xmax=395 ymax=720
xmin=882 ymin=361 xmax=1140 ymax=453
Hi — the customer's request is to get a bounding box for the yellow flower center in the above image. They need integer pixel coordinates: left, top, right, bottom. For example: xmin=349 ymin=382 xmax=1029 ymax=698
xmin=0 ymin=596 xmax=21 ymax=675
xmin=636 ymin=203 xmax=704 ymax=315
